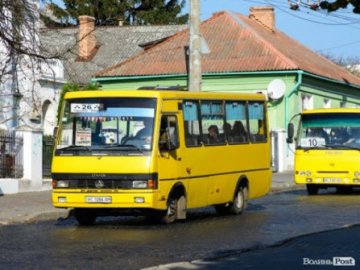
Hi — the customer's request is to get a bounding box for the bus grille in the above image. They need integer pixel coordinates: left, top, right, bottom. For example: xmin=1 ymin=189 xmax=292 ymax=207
xmin=69 ymin=179 xmax=133 ymax=189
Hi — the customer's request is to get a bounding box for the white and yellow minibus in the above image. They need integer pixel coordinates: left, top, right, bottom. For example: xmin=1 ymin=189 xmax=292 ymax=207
xmin=287 ymin=108 xmax=360 ymax=195
xmin=52 ymin=90 xmax=271 ymax=225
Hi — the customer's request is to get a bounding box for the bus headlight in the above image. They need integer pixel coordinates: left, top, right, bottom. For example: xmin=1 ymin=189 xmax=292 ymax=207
xmin=354 ymin=171 xmax=360 ymax=177
xmin=56 ymin=180 xmax=70 ymax=188
xmin=132 ymin=179 xmax=157 ymax=189
xmin=299 ymin=171 xmax=312 ymax=177
xmin=133 ymin=180 xmax=148 ymax=189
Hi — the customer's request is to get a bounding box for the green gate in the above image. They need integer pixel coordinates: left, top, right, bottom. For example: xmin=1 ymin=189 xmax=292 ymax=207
xmin=42 ymin=135 xmax=54 ymax=178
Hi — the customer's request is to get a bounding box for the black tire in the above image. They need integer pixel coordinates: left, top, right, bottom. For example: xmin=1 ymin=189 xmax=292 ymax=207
xmin=337 ymin=186 xmax=352 ymax=194
xmin=306 ymin=184 xmax=319 ymax=195
xmin=161 ymin=197 xmax=178 ymax=224
xmin=74 ymin=208 xmax=96 ymax=226
xmin=229 ymin=186 xmax=248 ymax=214
xmin=215 ymin=186 xmax=248 ymax=215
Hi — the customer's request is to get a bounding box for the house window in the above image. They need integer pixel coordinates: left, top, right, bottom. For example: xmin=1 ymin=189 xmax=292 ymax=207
xmin=323 ymin=99 xmax=331 ymax=108
xmin=301 ymin=94 xmax=313 ymax=111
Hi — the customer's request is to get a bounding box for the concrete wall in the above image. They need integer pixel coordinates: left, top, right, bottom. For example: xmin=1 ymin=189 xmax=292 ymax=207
xmin=0 ymin=128 xmax=49 ymax=194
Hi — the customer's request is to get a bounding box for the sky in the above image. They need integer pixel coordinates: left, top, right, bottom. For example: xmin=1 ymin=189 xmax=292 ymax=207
xmin=183 ymin=0 xmax=360 ymax=60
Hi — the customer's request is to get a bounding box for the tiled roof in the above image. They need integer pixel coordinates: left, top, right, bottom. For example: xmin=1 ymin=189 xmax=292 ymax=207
xmin=95 ymin=11 xmax=360 ymax=86
xmin=39 ymin=24 xmax=186 ymax=84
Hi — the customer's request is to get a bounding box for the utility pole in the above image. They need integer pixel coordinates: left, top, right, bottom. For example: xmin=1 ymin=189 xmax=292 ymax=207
xmin=189 ymin=0 xmax=201 ymax=92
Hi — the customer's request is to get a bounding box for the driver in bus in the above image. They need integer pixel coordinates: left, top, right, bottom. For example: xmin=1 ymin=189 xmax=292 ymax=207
xmin=307 ymin=127 xmax=329 ymax=144
xmin=136 ymin=118 xmax=153 ymax=141
xmin=343 ymin=128 xmax=360 ymax=146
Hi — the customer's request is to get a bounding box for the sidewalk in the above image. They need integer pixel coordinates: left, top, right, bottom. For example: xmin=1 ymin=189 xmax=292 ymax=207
xmin=0 ymin=190 xmax=68 ymax=225
xmin=0 ymin=171 xmax=298 ymax=225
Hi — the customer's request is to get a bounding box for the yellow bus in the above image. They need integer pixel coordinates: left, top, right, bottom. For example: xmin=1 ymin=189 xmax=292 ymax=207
xmin=52 ymin=90 xmax=271 ymax=225
xmin=287 ymin=108 xmax=360 ymax=195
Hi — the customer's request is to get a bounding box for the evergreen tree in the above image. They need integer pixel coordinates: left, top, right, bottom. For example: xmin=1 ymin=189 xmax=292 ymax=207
xmin=44 ymin=0 xmax=188 ymax=26
xmin=320 ymin=0 xmax=360 ymax=14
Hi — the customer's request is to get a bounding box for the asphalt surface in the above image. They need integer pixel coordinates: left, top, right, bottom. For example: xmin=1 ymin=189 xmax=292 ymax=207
xmin=0 ymin=171 xmax=296 ymax=225
xmin=144 ymin=225 xmax=360 ymax=270
xmin=2 ymin=172 xmax=359 ymax=270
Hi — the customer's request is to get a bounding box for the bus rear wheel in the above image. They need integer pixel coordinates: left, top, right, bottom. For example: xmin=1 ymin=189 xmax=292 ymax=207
xmin=215 ymin=186 xmax=248 ymax=215
xmin=74 ymin=208 xmax=97 ymax=226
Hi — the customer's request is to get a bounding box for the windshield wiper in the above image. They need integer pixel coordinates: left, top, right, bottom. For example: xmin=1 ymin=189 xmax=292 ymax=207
xmin=58 ymin=145 xmax=91 ymax=151
xmin=325 ymin=144 xmax=360 ymax=151
xmin=104 ymin=144 xmax=144 ymax=154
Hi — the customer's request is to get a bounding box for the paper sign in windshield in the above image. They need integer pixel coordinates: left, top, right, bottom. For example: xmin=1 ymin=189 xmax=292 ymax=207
xmin=301 ymin=137 xmax=326 ymax=147
xmin=76 ymin=129 xmax=91 ymax=146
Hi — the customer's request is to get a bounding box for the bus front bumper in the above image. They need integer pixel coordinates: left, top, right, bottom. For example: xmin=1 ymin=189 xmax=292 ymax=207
xmin=295 ymin=174 xmax=360 ymax=186
xmin=52 ymin=190 xmax=167 ymax=210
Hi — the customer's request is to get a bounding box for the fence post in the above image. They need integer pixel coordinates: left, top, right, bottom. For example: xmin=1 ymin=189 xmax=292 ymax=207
xmin=270 ymin=128 xmax=287 ymax=173
xmin=16 ymin=127 xmax=43 ymax=191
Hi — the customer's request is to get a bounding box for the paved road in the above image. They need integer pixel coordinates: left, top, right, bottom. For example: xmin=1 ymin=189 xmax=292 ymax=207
xmin=1 ymin=188 xmax=360 ymax=270
xmin=147 ymin=225 xmax=360 ymax=270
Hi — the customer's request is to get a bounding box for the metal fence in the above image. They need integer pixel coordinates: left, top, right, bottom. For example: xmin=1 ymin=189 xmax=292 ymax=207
xmin=42 ymin=135 xmax=54 ymax=178
xmin=0 ymin=130 xmax=23 ymax=178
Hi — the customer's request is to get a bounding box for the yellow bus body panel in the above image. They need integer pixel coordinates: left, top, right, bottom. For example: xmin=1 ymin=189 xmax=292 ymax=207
xmin=52 ymin=90 xmax=271 ymax=213
xmin=52 ymin=156 xmax=152 ymax=174
xmin=295 ymin=149 xmax=360 ymax=186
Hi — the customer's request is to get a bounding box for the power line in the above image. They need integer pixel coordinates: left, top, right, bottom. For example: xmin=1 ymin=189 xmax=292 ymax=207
xmin=318 ymin=40 xmax=360 ymax=52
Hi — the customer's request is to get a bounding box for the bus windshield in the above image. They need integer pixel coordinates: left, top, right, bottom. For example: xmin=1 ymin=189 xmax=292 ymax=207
xmin=56 ymin=97 xmax=156 ymax=155
xmin=298 ymin=113 xmax=360 ymax=149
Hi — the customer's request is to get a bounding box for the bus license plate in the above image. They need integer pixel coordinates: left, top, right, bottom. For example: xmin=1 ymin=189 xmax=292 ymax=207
xmin=85 ymin=196 xmax=112 ymax=203
xmin=323 ymin=178 xmax=341 ymax=183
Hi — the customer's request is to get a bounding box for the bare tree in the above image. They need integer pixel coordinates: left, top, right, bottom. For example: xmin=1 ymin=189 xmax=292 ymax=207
xmin=0 ymin=0 xmax=65 ymax=129
xmin=320 ymin=53 xmax=360 ymax=77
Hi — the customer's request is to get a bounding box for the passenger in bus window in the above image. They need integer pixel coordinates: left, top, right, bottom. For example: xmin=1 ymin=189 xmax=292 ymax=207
xmin=208 ymin=125 xmax=219 ymax=144
xmin=223 ymin=122 xmax=232 ymax=142
xmin=232 ymin=121 xmax=247 ymax=142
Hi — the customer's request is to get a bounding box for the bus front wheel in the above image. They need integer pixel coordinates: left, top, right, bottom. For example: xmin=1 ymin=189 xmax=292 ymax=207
xmin=74 ymin=208 xmax=97 ymax=226
xmin=306 ymin=184 xmax=319 ymax=195
xmin=161 ymin=197 xmax=177 ymax=224
xmin=161 ymin=195 xmax=187 ymax=224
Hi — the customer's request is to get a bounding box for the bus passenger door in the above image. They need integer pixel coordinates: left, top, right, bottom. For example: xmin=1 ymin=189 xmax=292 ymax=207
xmin=157 ymin=114 xmax=182 ymax=200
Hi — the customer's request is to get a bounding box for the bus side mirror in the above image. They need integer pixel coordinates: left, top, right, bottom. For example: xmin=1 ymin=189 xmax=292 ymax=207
xmin=53 ymin=126 xmax=58 ymax=139
xmin=287 ymin=123 xmax=294 ymax=144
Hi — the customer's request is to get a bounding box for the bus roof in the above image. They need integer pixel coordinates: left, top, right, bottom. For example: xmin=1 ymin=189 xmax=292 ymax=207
xmin=64 ymin=90 xmax=266 ymax=101
xmin=301 ymin=108 xmax=360 ymax=115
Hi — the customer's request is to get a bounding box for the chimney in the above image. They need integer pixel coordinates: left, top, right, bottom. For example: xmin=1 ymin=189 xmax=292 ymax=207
xmin=249 ymin=6 xmax=275 ymax=31
xmin=78 ymin=15 xmax=97 ymax=61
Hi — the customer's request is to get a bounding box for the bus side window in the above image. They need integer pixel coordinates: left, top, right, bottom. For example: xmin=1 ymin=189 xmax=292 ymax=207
xmin=183 ymin=101 xmax=201 ymax=147
xmin=248 ymin=102 xmax=267 ymax=143
xmin=200 ymin=101 xmax=225 ymax=146
xmin=225 ymin=101 xmax=248 ymax=144
xmin=159 ymin=115 xmax=179 ymax=150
